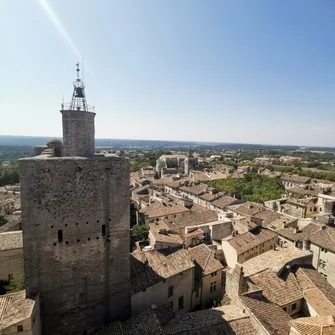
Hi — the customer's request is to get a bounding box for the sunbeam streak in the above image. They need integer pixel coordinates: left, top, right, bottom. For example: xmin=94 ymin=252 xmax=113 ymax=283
xmin=35 ymin=0 xmax=94 ymax=77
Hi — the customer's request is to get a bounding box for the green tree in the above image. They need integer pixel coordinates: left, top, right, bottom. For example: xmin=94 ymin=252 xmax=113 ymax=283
xmin=205 ymin=173 xmax=285 ymax=203
xmin=131 ymin=224 xmax=149 ymax=243
xmin=4 ymin=276 xmax=25 ymax=293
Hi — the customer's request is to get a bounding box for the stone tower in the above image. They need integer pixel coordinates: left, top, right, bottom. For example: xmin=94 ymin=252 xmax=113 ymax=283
xmin=19 ymin=64 xmax=130 ymax=335
xmin=61 ymin=63 xmax=95 ymax=158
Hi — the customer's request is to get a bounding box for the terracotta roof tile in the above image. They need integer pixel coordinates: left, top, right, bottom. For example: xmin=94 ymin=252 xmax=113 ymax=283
xmin=188 ymin=244 xmax=223 ymax=276
xmin=149 ymin=230 xmax=183 ymax=246
xmin=232 ymin=202 xmax=265 ymax=217
xmin=249 ymin=269 xmax=302 ymax=306
xmin=140 ymin=201 xmax=189 ymax=219
xmin=290 ymin=315 xmax=335 ymax=335
xmin=211 ymin=196 xmax=239 ymax=209
xmin=130 ymin=248 xmax=194 ymax=293
xmin=242 ymin=244 xmax=312 ymax=277
xmin=226 ymin=229 xmax=277 ymax=254
xmin=162 ymin=305 xmax=256 ymax=335
xmin=0 ymin=231 xmax=23 ymax=251
xmin=164 ymin=210 xmax=218 ymax=232
xmin=240 ymin=296 xmax=291 ymax=335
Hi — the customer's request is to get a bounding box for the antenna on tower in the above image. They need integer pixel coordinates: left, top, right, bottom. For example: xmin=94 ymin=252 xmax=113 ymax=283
xmin=76 ymin=62 xmax=80 ymax=80
xmin=82 ymin=57 xmax=84 ymax=83
xmin=61 ymin=90 xmax=64 ymax=109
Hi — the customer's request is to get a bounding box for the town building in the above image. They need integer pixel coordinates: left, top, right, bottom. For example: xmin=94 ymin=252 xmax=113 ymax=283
xmin=221 ymin=228 xmax=278 ymax=268
xmin=156 ymin=153 xmax=198 ymax=178
xmin=278 ymin=222 xmax=335 ymax=287
xmin=130 ymin=247 xmax=194 ymax=316
xmin=188 ymin=244 xmax=224 ymax=309
xmin=19 ymin=64 xmax=130 ymax=335
xmin=280 ymin=173 xmax=311 ymax=189
xmin=226 ymin=263 xmax=335 ymax=334
xmin=0 ymin=290 xmax=41 ymax=335
xmin=0 ymin=231 xmax=23 ymax=282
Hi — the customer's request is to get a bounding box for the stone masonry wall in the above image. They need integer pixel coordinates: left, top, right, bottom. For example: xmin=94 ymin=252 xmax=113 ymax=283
xmin=61 ymin=110 xmax=95 ymax=158
xmin=19 ymin=156 xmax=130 ymax=335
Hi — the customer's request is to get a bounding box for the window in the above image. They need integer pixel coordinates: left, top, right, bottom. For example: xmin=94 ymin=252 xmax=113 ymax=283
xmin=180 ymin=272 xmax=184 ymax=276
xmin=319 ymin=259 xmax=327 ymax=269
xmin=17 ymin=325 xmax=23 ymax=332
xmin=168 ymin=286 xmax=174 ymax=297
xmin=211 ymin=271 xmax=217 ymax=277
xmin=210 ymin=281 xmax=217 ymax=292
xmin=283 ymin=307 xmax=287 ymax=312
xmin=170 ymin=300 xmax=173 ymax=309
xmin=178 ymin=296 xmax=184 ymax=310
xmin=292 ymin=302 xmax=297 ymax=311
xmin=58 ymin=230 xmax=63 ymax=243
xmin=102 ymin=224 xmax=106 ymax=237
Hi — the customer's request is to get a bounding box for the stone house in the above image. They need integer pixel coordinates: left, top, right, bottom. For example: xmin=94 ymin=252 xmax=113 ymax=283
xmin=139 ymin=198 xmax=190 ymax=227
xmin=221 ymin=229 xmax=278 ymax=268
xmin=281 ymin=197 xmax=317 ymax=218
xmin=0 ymin=290 xmax=41 ymax=335
xmin=280 ymin=174 xmax=311 ymax=189
xmin=228 ymin=202 xmax=266 ymax=221
xmin=0 ymin=231 xmax=24 ymax=282
xmin=226 ymin=265 xmax=292 ymax=335
xmin=149 ymin=222 xmax=184 ymax=250
xmin=131 ymin=185 xmax=151 ymax=207
xmin=209 ymin=196 xmax=240 ymax=212
xmin=278 ymin=222 xmax=335 ymax=287
xmin=178 ymin=183 xmax=220 ymax=208
xmin=161 ymin=209 xmax=233 ymax=247
xmin=188 ymin=244 xmax=224 ymax=309
xmin=156 ymin=154 xmax=198 ymax=178
xmin=0 ymin=213 xmax=22 ymax=233
xmin=130 ymin=248 xmax=195 ymax=316
xmin=226 ymin=263 xmax=335 ymax=334
xmin=316 ymin=193 xmax=335 ymax=214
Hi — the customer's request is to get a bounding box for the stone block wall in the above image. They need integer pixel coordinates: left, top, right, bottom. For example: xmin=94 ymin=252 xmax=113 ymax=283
xmin=19 ymin=156 xmax=130 ymax=335
xmin=61 ymin=110 xmax=95 ymax=158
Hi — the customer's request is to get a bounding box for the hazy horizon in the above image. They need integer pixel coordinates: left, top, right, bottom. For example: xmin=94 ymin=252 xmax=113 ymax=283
xmin=1 ymin=0 xmax=334 ymax=146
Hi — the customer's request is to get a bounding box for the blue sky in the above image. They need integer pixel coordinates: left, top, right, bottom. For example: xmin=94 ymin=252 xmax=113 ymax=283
xmin=1 ymin=0 xmax=334 ymax=146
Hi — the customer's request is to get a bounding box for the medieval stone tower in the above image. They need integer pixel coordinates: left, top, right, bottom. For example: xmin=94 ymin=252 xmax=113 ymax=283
xmin=19 ymin=64 xmax=130 ymax=335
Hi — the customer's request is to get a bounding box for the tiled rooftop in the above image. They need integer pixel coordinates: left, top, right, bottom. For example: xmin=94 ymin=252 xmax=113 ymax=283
xmin=149 ymin=229 xmax=183 ymax=246
xmin=290 ymin=315 xmax=335 ymax=334
xmin=179 ymin=183 xmax=210 ymax=196
xmin=280 ymin=174 xmax=311 ymax=184
xmin=251 ymin=209 xmax=282 ymax=227
xmin=278 ymin=223 xmax=335 ymax=253
xmin=240 ymin=295 xmax=291 ymax=335
xmin=225 ymin=229 xmax=277 ymax=254
xmin=231 ymin=202 xmax=265 ymax=217
xmin=242 ymin=244 xmax=312 ymax=277
xmin=0 ymin=290 xmax=37 ymax=331
xmin=211 ymin=196 xmax=239 ymax=209
xmin=130 ymin=248 xmax=194 ymax=293
xmin=249 ymin=269 xmax=303 ymax=307
xmin=140 ymin=200 xmax=189 ymax=219
xmin=162 ymin=305 xmax=256 ymax=335
xmin=164 ymin=209 xmax=218 ymax=232
xmin=188 ymin=244 xmax=223 ymax=276
xmin=0 ymin=231 xmax=23 ymax=251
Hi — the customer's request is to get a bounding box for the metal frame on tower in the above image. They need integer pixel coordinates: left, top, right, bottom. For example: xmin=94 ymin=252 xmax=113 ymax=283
xmin=62 ymin=62 xmax=94 ymax=112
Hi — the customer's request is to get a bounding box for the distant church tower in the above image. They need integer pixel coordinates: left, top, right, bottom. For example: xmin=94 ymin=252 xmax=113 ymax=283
xmin=19 ymin=64 xmax=130 ymax=335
